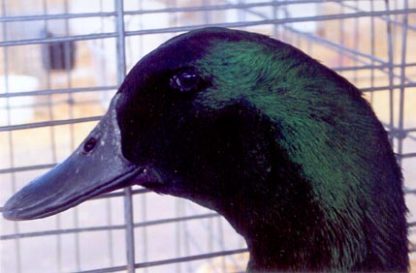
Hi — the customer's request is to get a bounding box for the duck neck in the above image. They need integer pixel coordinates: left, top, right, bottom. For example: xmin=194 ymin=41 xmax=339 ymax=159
xmin=245 ymin=228 xmax=332 ymax=272
xmin=216 ymin=164 xmax=391 ymax=273
xmin=219 ymin=176 xmax=340 ymax=272
xmin=236 ymin=198 xmax=336 ymax=272
xmin=246 ymin=235 xmax=313 ymax=272
xmin=222 ymin=181 xmax=406 ymax=273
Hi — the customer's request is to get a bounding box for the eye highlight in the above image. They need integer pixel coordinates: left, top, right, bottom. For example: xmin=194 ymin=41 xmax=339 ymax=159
xmin=169 ymin=69 xmax=202 ymax=93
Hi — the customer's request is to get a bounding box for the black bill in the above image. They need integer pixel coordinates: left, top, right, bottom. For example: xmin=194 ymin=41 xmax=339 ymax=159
xmin=3 ymin=94 xmax=152 ymax=220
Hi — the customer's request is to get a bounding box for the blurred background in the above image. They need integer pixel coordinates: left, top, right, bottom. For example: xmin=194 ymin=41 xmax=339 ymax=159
xmin=0 ymin=0 xmax=415 ymax=272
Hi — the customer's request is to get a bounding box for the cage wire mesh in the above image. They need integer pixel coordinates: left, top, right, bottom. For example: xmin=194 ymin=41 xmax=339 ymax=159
xmin=0 ymin=0 xmax=415 ymax=272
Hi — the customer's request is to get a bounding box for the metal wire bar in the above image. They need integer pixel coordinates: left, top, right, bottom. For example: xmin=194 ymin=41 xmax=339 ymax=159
xmin=0 ymin=11 xmax=115 ymax=23
xmin=187 ymin=200 xmax=246 ymax=271
xmin=0 ymin=97 xmax=109 ymax=111
xmin=122 ymin=0 xmax=343 ymax=17
xmin=125 ymin=8 xmax=416 ymax=37
xmin=0 ymin=163 xmax=56 ymax=174
xmin=338 ymin=0 xmax=345 ymax=67
xmin=173 ymin=2 xmax=184 ymax=265
xmin=91 ymin=188 xmax=150 ymax=200
xmin=61 ymin=1 xmax=79 ymax=269
xmin=0 ymin=213 xmax=219 ymax=240
xmin=0 ymin=85 xmax=116 ymax=98
xmin=331 ymin=0 xmax=416 ymax=31
xmin=352 ymin=1 xmax=360 ymax=84
xmin=369 ymin=0 xmax=376 ymax=105
xmin=334 ymin=0 xmax=416 ymax=32
xmin=0 ymin=116 xmax=101 ymax=132
xmin=360 ymin=82 xmax=416 ymax=92
xmin=1 ymin=2 xmax=22 ymax=272
xmin=140 ymin=193 xmax=149 ymax=271
xmin=39 ymin=1 xmax=63 ymax=270
xmin=0 ymin=0 xmax=314 ymax=23
xmin=243 ymin=4 xmax=415 ymax=85
xmin=1 ymin=8 xmax=415 ymax=47
xmin=174 ymin=201 xmax=187 ymax=273
xmin=333 ymin=62 xmax=416 ymax=72
xmin=396 ymin=0 xmax=409 ymax=166
xmin=76 ymin=248 xmax=248 ymax=273
xmin=282 ymin=24 xmax=415 ymax=84
xmin=384 ymin=0 xmax=396 ymax=145
xmin=0 ymin=187 xmax=151 ymax=215
xmin=398 ymin=153 xmax=416 ymax=159
xmin=0 ymin=189 xmax=149 ymax=214
xmin=407 ymin=222 xmax=416 ymax=228
xmin=132 ymin=1 xmax=149 ymax=268
xmin=0 ymin=0 xmax=392 ymax=24
xmin=0 ymin=32 xmax=117 ymax=47
xmin=97 ymin=1 xmax=116 ymax=265
xmin=404 ymin=188 xmax=416 ymax=195
xmin=114 ymin=0 xmax=136 ymax=272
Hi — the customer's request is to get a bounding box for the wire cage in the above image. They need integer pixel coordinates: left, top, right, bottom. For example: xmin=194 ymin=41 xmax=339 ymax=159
xmin=0 ymin=0 xmax=415 ymax=272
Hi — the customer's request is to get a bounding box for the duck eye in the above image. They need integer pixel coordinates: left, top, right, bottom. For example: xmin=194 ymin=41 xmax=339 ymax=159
xmin=170 ymin=69 xmax=201 ymax=93
xmin=83 ymin=137 xmax=97 ymax=153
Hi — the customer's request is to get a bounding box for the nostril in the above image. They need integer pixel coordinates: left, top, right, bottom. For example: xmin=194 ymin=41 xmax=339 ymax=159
xmin=83 ymin=137 xmax=97 ymax=153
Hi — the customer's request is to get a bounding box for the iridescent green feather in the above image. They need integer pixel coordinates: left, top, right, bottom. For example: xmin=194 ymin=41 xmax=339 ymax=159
xmin=195 ymin=39 xmax=402 ymax=269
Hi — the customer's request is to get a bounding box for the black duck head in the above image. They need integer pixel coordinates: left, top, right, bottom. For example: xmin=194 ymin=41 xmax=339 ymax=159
xmin=3 ymin=27 xmax=408 ymax=272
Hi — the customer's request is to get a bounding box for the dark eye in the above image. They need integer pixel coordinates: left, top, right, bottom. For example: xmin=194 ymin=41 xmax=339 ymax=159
xmin=83 ymin=137 xmax=97 ymax=153
xmin=170 ymin=69 xmax=202 ymax=93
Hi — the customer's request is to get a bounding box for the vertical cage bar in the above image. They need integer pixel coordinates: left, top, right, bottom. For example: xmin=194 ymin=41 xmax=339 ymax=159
xmin=203 ymin=0 xmax=211 ymax=24
xmin=168 ymin=2 xmax=182 ymax=272
xmin=217 ymin=218 xmax=225 ymax=272
xmin=272 ymin=0 xmax=279 ymax=38
xmin=65 ymin=1 xmax=81 ymax=270
xmin=98 ymin=0 xmax=116 ymax=267
xmin=338 ymin=3 xmax=345 ymax=66
xmin=136 ymin=2 xmax=149 ymax=271
xmin=369 ymin=0 xmax=376 ymax=105
xmin=353 ymin=1 xmax=359 ymax=84
xmin=175 ymin=200 xmax=183 ymax=273
xmin=384 ymin=0 xmax=396 ymax=145
xmin=397 ymin=0 xmax=409 ymax=165
xmin=40 ymin=1 xmax=62 ymax=270
xmin=114 ymin=0 xmax=136 ymax=272
xmin=40 ymin=0 xmax=64 ymax=268
xmin=140 ymin=192 xmax=148 ymax=273
xmin=283 ymin=0 xmax=291 ymax=43
xmin=0 ymin=1 xmax=22 ymax=272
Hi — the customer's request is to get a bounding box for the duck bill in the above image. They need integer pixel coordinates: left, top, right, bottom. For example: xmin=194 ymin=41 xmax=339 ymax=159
xmin=2 ymin=94 xmax=148 ymax=220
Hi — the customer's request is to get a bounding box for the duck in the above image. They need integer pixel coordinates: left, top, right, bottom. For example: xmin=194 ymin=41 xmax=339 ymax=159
xmin=3 ymin=27 xmax=408 ymax=272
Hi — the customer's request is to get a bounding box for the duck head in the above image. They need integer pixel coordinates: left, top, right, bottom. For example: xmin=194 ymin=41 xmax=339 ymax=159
xmin=3 ymin=27 xmax=408 ymax=272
